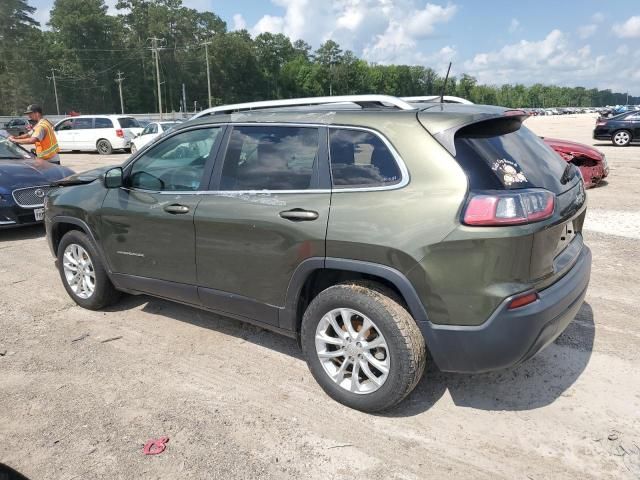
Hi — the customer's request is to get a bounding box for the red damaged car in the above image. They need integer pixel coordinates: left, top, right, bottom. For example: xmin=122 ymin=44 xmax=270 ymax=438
xmin=542 ymin=137 xmax=609 ymax=188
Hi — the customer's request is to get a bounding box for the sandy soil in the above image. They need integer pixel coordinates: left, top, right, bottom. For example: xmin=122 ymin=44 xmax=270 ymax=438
xmin=1 ymin=114 xmax=639 ymax=479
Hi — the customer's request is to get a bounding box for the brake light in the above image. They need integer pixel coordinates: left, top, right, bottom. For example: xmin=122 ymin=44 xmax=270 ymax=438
xmin=595 ymin=121 xmax=607 ymax=126
xmin=463 ymin=189 xmax=555 ymax=226
xmin=116 ymin=129 xmax=124 ymax=138
xmin=508 ymin=291 xmax=538 ymax=309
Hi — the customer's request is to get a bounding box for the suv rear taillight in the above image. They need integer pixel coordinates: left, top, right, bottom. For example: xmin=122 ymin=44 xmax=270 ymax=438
xmin=116 ymin=129 xmax=124 ymax=138
xmin=463 ymin=189 xmax=555 ymax=226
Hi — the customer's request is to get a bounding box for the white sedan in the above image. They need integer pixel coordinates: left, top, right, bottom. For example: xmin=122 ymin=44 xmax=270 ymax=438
xmin=130 ymin=121 xmax=182 ymax=153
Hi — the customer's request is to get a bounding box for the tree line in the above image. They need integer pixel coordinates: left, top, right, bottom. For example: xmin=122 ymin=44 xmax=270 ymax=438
xmin=1 ymin=0 xmax=637 ymax=116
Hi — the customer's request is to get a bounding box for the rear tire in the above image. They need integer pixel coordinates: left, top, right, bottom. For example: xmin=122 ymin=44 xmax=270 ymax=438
xmin=301 ymin=282 xmax=426 ymax=412
xmin=97 ymin=139 xmax=113 ymax=155
xmin=57 ymin=230 xmax=120 ymax=310
xmin=612 ymin=130 xmax=631 ymax=147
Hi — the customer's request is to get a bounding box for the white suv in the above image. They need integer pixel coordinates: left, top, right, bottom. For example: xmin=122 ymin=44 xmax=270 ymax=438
xmin=54 ymin=115 xmax=144 ymax=155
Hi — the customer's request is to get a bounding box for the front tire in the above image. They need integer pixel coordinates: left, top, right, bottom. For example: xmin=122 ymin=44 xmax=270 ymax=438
xmin=612 ymin=130 xmax=632 ymax=146
xmin=96 ymin=139 xmax=113 ymax=155
xmin=301 ymin=282 xmax=426 ymax=412
xmin=57 ymin=230 xmax=120 ymax=310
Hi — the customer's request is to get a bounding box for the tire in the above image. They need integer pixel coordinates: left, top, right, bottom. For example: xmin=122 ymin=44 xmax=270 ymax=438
xmin=301 ymin=282 xmax=426 ymax=412
xmin=57 ymin=230 xmax=120 ymax=310
xmin=96 ymin=139 xmax=113 ymax=155
xmin=612 ymin=130 xmax=632 ymax=147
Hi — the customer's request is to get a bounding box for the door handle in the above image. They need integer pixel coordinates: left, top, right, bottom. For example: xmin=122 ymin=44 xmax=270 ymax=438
xmin=279 ymin=209 xmax=319 ymax=221
xmin=164 ymin=204 xmax=190 ymax=214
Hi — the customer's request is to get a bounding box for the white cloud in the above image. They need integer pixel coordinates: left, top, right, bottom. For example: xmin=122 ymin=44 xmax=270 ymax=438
xmin=232 ymin=13 xmax=247 ymax=31
xmin=464 ymin=29 xmax=640 ymax=93
xmin=578 ymin=24 xmax=597 ymax=39
xmin=592 ymin=12 xmax=605 ymax=23
xmin=614 ymin=16 xmax=640 ymax=38
xmin=508 ymin=18 xmax=520 ymax=34
xmin=249 ymin=1 xmax=457 ymax=65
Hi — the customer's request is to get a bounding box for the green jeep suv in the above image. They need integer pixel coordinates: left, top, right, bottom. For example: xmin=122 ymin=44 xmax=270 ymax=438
xmin=45 ymin=95 xmax=591 ymax=412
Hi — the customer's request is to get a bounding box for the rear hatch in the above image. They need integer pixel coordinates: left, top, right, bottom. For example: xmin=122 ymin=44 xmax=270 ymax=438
xmin=116 ymin=117 xmax=143 ymax=141
xmin=420 ymin=108 xmax=586 ymax=287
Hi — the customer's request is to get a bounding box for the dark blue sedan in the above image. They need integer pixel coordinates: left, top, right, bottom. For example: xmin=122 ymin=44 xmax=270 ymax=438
xmin=0 ymin=134 xmax=74 ymax=228
xmin=593 ymin=110 xmax=640 ymax=146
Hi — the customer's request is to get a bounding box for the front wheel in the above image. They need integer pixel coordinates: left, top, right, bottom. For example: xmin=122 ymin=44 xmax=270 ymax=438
xmin=57 ymin=230 xmax=120 ymax=310
xmin=612 ymin=130 xmax=632 ymax=146
xmin=96 ymin=139 xmax=113 ymax=155
xmin=301 ymin=282 xmax=426 ymax=412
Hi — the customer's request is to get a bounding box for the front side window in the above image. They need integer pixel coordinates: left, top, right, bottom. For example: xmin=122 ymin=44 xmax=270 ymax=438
xmin=73 ymin=118 xmax=93 ymax=130
xmin=56 ymin=119 xmax=74 ymax=131
xmin=95 ymin=118 xmax=113 ymax=129
xmin=219 ymin=126 xmax=319 ymax=191
xmin=128 ymin=128 xmax=220 ymax=191
xmin=329 ymin=129 xmax=401 ymax=188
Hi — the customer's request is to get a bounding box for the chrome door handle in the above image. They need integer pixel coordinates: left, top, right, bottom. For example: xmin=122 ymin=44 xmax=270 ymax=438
xmin=164 ymin=204 xmax=190 ymax=214
xmin=279 ymin=209 xmax=319 ymax=221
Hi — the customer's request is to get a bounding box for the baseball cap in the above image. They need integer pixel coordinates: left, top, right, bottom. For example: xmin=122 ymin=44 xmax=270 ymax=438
xmin=24 ymin=104 xmax=43 ymax=114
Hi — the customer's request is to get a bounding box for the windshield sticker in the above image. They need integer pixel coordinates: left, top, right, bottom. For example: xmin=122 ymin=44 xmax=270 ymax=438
xmin=492 ymin=159 xmax=527 ymax=186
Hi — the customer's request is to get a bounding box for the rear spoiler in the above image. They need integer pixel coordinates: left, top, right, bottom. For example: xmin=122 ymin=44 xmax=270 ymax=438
xmin=420 ymin=111 xmax=529 ymax=156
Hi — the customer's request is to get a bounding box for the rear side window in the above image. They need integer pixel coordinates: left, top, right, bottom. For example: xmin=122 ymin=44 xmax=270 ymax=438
xmin=118 ymin=117 xmax=140 ymax=128
xmin=329 ymin=129 xmax=401 ymax=188
xmin=453 ymin=120 xmax=567 ymax=192
xmin=219 ymin=126 xmax=319 ymax=191
xmin=72 ymin=118 xmax=93 ymax=130
xmin=95 ymin=118 xmax=113 ymax=129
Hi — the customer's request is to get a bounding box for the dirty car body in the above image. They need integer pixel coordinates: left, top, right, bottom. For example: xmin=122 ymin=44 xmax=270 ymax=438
xmin=44 ymin=97 xmax=591 ymax=412
xmin=543 ymin=137 xmax=609 ymax=188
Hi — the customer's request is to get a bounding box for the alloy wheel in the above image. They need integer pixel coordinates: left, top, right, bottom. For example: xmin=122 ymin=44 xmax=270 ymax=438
xmin=62 ymin=244 xmax=96 ymax=299
xmin=315 ymin=308 xmax=390 ymax=394
xmin=614 ymin=131 xmax=630 ymax=146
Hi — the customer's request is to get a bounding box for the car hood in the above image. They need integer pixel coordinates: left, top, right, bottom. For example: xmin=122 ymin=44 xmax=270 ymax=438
xmin=542 ymin=137 xmax=603 ymax=161
xmin=0 ymin=159 xmax=75 ymax=191
xmin=53 ymin=165 xmax=114 ymax=186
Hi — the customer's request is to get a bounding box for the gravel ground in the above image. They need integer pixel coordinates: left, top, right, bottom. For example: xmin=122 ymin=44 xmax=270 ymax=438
xmin=1 ymin=114 xmax=639 ymax=479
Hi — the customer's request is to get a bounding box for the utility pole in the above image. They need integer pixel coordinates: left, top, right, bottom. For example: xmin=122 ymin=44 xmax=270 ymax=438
xmin=115 ymin=71 xmax=125 ymax=114
xmin=149 ymin=37 xmax=164 ymax=119
xmin=182 ymin=83 xmax=187 ymax=117
xmin=47 ymin=68 xmax=60 ymax=115
xmin=202 ymin=41 xmax=212 ymax=108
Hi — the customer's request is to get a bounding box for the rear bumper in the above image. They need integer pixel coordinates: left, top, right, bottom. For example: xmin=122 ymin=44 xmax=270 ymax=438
xmin=424 ymin=246 xmax=591 ymax=373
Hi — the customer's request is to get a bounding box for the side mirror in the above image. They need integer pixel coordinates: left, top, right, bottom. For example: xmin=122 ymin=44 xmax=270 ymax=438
xmin=104 ymin=167 xmax=123 ymax=188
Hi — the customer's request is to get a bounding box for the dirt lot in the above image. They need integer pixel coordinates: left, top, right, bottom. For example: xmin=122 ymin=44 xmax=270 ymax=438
xmin=1 ymin=114 xmax=639 ymax=479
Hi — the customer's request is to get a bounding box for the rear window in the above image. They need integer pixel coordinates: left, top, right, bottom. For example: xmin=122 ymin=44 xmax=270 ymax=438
xmin=453 ymin=119 xmax=568 ymax=192
xmin=95 ymin=118 xmax=113 ymax=129
xmin=329 ymin=129 xmax=401 ymax=188
xmin=117 ymin=117 xmax=141 ymax=128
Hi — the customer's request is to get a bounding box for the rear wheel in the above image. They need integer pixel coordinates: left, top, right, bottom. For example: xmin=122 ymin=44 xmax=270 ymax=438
xmin=301 ymin=282 xmax=426 ymax=412
xmin=57 ymin=230 xmax=120 ymax=310
xmin=612 ymin=130 xmax=631 ymax=146
xmin=97 ymin=139 xmax=113 ymax=155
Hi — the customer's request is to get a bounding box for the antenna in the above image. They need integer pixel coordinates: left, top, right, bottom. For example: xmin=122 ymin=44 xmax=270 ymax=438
xmin=440 ymin=62 xmax=452 ymax=104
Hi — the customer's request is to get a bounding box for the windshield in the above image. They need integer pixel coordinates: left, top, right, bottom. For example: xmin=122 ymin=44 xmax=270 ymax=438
xmin=0 ymin=138 xmax=32 ymax=160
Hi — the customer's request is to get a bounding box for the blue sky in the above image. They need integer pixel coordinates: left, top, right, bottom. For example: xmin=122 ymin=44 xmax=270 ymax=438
xmin=30 ymin=0 xmax=640 ymax=94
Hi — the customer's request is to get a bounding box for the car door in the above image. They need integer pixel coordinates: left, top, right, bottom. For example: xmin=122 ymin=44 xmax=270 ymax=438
xmin=54 ymin=119 xmax=75 ymax=150
xmin=71 ymin=117 xmax=95 ymax=150
xmin=99 ymin=126 xmax=224 ymax=304
xmin=194 ymin=124 xmax=331 ymax=327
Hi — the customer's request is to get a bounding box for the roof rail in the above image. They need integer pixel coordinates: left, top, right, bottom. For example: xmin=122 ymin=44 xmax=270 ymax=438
xmin=192 ymin=95 xmax=416 ymax=118
xmin=402 ymin=95 xmax=474 ymax=105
